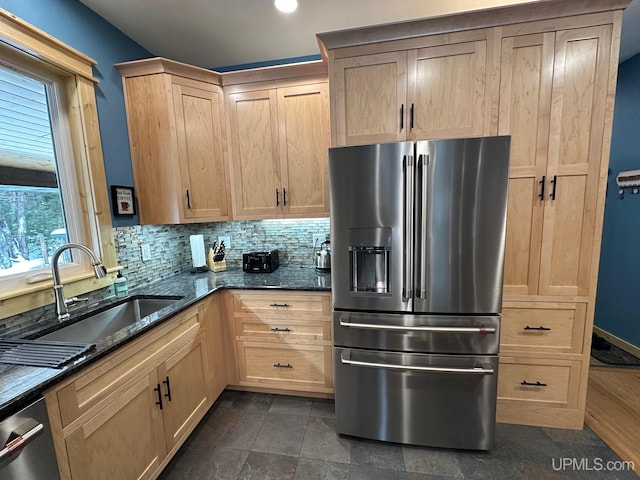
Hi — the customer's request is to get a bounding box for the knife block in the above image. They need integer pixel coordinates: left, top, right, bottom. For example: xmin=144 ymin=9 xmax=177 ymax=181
xmin=211 ymin=260 xmax=226 ymax=272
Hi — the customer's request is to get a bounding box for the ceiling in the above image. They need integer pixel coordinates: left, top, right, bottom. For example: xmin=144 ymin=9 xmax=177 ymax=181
xmin=78 ymin=0 xmax=640 ymax=70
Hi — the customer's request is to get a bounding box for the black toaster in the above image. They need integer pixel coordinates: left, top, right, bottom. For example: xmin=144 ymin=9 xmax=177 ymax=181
xmin=242 ymin=249 xmax=279 ymax=273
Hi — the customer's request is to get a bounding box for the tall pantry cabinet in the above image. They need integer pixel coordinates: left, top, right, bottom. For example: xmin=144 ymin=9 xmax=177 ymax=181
xmin=318 ymin=0 xmax=628 ymax=429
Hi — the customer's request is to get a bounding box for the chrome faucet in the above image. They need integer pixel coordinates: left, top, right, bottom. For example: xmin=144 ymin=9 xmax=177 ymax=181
xmin=52 ymin=243 xmax=107 ymax=322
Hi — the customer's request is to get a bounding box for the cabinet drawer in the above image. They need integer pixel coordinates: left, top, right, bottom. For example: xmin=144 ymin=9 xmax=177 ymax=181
xmin=501 ymin=302 xmax=586 ymax=354
xmin=235 ymin=317 xmax=330 ymax=344
xmin=49 ymin=304 xmax=204 ymax=428
xmin=497 ymin=356 xmax=581 ymax=407
xmin=237 ymin=341 xmax=332 ymax=393
xmin=232 ymin=291 xmax=330 ymax=318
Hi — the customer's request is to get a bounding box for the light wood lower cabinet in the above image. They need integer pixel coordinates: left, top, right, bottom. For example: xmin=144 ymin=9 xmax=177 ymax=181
xmin=225 ymin=290 xmax=333 ymax=395
xmin=501 ymin=301 xmax=587 ymax=354
xmin=237 ymin=341 xmax=333 ymax=393
xmin=45 ymin=299 xmax=223 ymax=480
xmin=497 ymin=355 xmax=583 ymax=429
xmin=62 ymin=371 xmax=166 ymax=480
xmin=498 ymin=300 xmax=588 ymax=429
xmin=158 ymin=333 xmax=211 ymax=452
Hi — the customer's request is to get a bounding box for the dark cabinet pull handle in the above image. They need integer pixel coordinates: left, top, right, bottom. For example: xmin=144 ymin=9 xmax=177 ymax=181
xmin=538 ymin=176 xmax=545 ymax=200
xmin=163 ymin=376 xmax=172 ymax=402
xmin=283 ymin=188 xmax=287 ymax=206
xmin=274 ymin=363 xmax=293 ymax=368
xmin=400 ymin=104 xmax=404 ymax=130
xmin=269 ymin=303 xmax=290 ymax=308
xmin=410 ymin=103 xmax=414 ymax=129
xmin=154 ymin=384 xmax=163 ymax=410
xmin=524 ymin=326 xmax=551 ymax=331
xmin=186 ymin=189 xmax=191 ymax=209
xmin=276 ymin=188 xmax=280 ymax=206
xmin=550 ymin=175 xmax=557 ymax=200
xmin=521 ymin=380 xmax=547 ymax=387
xmin=271 ymin=327 xmax=292 ymax=332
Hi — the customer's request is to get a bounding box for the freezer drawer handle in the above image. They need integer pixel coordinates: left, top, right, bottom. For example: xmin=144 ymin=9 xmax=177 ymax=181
xmin=340 ymin=353 xmax=494 ymax=375
xmin=339 ymin=318 xmax=496 ymax=334
xmin=521 ymin=380 xmax=547 ymax=387
xmin=0 ymin=422 xmax=44 ymax=461
xmin=273 ymin=363 xmax=293 ymax=368
xmin=271 ymin=327 xmax=292 ymax=332
xmin=524 ymin=325 xmax=551 ymax=331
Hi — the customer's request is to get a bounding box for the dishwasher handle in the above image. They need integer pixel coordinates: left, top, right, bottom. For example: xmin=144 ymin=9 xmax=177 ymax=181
xmin=340 ymin=351 xmax=495 ymax=375
xmin=0 ymin=421 xmax=44 ymax=461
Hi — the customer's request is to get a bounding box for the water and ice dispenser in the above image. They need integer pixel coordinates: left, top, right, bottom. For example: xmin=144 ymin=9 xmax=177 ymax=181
xmin=348 ymin=227 xmax=391 ymax=294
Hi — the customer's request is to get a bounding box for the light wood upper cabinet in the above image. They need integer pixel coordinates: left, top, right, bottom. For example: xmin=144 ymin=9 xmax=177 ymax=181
xmin=117 ymin=59 xmax=232 ymax=224
xmin=227 ymin=81 xmax=329 ymax=220
xmin=333 ymin=52 xmax=407 ymax=145
xmin=277 ymin=83 xmax=330 ymax=217
xmin=227 ymin=89 xmax=281 ymax=219
xmin=331 ymin=35 xmax=492 ymax=146
xmin=408 ymin=40 xmax=488 ymax=140
xmin=172 ymin=81 xmax=230 ymax=221
xmin=500 ymin=26 xmax=612 ymax=297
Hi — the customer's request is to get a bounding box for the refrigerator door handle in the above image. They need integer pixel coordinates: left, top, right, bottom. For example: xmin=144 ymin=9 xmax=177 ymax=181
xmin=339 ymin=318 xmax=496 ymax=333
xmin=403 ymin=155 xmax=414 ymax=301
xmin=340 ymin=351 xmax=495 ymax=375
xmin=416 ymin=153 xmax=429 ymax=299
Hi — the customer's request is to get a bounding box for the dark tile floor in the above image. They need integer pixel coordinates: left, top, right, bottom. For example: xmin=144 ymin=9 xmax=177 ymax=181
xmin=159 ymin=391 xmax=638 ymax=480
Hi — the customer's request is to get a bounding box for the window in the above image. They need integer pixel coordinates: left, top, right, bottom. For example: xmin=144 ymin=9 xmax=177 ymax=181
xmin=0 ymin=62 xmax=84 ymax=277
xmin=0 ymin=9 xmax=116 ymax=317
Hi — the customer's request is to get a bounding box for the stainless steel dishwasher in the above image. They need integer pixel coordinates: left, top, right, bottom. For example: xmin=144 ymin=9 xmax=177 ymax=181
xmin=0 ymin=397 xmax=60 ymax=479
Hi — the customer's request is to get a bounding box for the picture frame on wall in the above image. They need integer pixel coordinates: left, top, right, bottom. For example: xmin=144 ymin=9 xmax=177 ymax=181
xmin=111 ymin=185 xmax=136 ymax=216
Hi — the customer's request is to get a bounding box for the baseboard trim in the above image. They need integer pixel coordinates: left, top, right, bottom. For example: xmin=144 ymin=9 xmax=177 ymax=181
xmin=593 ymin=326 xmax=640 ymax=359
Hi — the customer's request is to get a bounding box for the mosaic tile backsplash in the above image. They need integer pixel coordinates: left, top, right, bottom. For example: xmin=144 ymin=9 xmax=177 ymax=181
xmin=1 ymin=218 xmax=329 ymax=332
xmin=115 ymin=218 xmax=330 ymax=289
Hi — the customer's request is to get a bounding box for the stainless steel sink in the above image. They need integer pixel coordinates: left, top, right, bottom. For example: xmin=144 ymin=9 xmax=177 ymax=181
xmin=38 ymin=295 xmax=184 ymax=343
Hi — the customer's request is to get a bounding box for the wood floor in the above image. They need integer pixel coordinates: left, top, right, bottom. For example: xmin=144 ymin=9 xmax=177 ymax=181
xmin=585 ymin=366 xmax=640 ymax=471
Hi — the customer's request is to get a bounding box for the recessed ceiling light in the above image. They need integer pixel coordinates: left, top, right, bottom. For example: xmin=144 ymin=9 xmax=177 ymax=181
xmin=275 ymin=0 xmax=298 ymax=14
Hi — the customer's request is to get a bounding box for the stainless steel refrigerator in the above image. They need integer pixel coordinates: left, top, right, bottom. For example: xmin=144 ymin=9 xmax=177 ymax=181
xmin=329 ymin=136 xmax=510 ymax=451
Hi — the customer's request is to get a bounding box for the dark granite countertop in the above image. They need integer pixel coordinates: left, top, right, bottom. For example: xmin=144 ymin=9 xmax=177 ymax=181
xmin=0 ymin=266 xmax=331 ymax=419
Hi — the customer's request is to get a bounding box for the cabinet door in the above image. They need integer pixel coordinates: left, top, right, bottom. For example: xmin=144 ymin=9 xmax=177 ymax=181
xmin=333 ymin=51 xmax=407 ymax=146
xmin=498 ymin=33 xmax=554 ymax=296
xmin=228 ymin=89 xmax=282 ymax=219
xmin=172 ymin=80 xmax=231 ymax=221
xmin=64 ymin=371 xmax=166 ymax=480
xmin=408 ymin=41 xmax=487 ymax=140
xmin=159 ymin=333 xmax=212 ymax=451
xmin=277 ymin=83 xmax=330 ymax=217
xmin=539 ymin=25 xmax=612 ymax=296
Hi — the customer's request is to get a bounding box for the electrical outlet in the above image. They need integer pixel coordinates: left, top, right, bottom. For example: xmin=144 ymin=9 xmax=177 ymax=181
xmin=218 ymin=235 xmax=231 ymax=248
xmin=312 ymin=234 xmax=325 ymax=248
xmin=141 ymin=244 xmax=151 ymax=262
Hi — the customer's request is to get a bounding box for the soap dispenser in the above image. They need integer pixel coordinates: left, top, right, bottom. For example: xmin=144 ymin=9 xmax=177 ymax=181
xmin=114 ymin=271 xmax=129 ymax=297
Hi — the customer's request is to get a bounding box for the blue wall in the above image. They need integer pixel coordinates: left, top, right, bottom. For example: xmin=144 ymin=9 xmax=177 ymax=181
xmin=594 ymin=53 xmax=640 ymax=348
xmin=0 ymin=0 xmax=151 ymax=226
